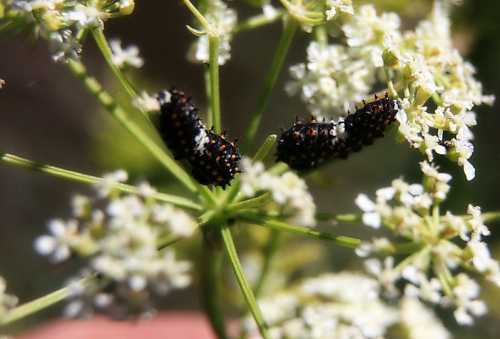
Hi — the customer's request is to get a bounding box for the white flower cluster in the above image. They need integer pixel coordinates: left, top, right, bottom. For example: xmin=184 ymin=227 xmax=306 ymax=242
xmin=325 ymin=0 xmax=353 ymax=21
xmin=286 ymin=4 xmax=398 ymax=117
xmin=4 ymin=0 xmax=134 ymax=61
xmin=400 ymin=297 xmax=451 ymax=339
xmin=286 ymin=41 xmax=376 ymax=117
xmin=187 ymin=0 xmax=237 ymax=65
xmin=244 ymin=273 xmax=399 ymax=339
xmin=286 ymin=2 xmax=492 ymax=180
xmin=34 ymin=171 xmax=196 ymax=318
xmin=0 ymin=277 xmax=18 ymax=322
xmin=356 ymin=163 xmax=500 ymax=325
xmin=109 ymin=38 xmax=143 ymax=69
xmin=240 ymin=158 xmax=316 ymax=227
xmin=132 ymin=91 xmax=161 ymax=113
xmin=387 ymin=3 xmax=494 ymax=180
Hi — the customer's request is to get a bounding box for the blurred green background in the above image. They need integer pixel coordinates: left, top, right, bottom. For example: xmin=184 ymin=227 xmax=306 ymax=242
xmin=0 ymin=0 xmax=499 ymax=337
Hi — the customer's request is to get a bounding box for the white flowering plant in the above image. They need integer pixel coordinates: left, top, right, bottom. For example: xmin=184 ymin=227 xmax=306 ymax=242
xmin=0 ymin=0 xmax=499 ymax=338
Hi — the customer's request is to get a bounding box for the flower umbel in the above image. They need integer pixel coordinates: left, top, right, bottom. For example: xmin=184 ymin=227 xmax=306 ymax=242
xmin=356 ymin=165 xmax=499 ymax=325
xmin=34 ymin=171 xmax=196 ymax=318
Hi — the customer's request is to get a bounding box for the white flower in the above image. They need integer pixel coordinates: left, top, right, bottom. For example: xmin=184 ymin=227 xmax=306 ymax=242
xmin=380 ymin=3 xmax=493 ymax=178
xmin=401 ymin=297 xmax=451 ymax=339
xmin=325 ymin=0 xmax=353 ymax=20
xmin=34 ymin=219 xmax=79 ymax=263
xmin=355 ymin=194 xmax=381 ymax=228
xmin=286 ymin=41 xmax=376 ymax=117
xmin=109 ymin=39 xmax=143 ymax=69
xmin=342 ymin=4 xmax=401 ymax=67
xmin=449 ymin=274 xmax=487 ymax=325
xmin=240 ymin=158 xmax=316 ymax=227
xmin=245 ymin=272 xmax=398 ymax=339
xmin=63 ymin=3 xmax=103 ymax=29
xmin=467 ymin=205 xmax=490 ymax=240
xmin=95 ymin=169 xmax=128 ymax=197
xmin=357 ymin=175 xmax=499 ymax=324
xmin=35 ymin=172 xmax=197 ymax=317
xmin=420 ymin=161 xmax=451 ymax=201
xmin=187 ymin=0 xmax=237 ymax=65
xmin=262 ymin=3 xmax=280 ymax=20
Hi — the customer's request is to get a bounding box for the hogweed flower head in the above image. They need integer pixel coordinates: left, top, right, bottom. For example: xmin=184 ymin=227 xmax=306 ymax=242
xmin=244 ymin=273 xmax=402 ymax=339
xmin=286 ymin=41 xmax=376 ymax=117
xmin=356 ymin=166 xmax=500 ymax=325
xmin=240 ymin=158 xmax=316 ymax=227
xmin=286 ymin=2 xmax=493 ymax=180
xmin=34 ymin=170 xmax=196 ymax=318
xmin=385 ymin=2 xmax=493 ymax=180
xmin=4 ymin=0 xmax=135 ymax=61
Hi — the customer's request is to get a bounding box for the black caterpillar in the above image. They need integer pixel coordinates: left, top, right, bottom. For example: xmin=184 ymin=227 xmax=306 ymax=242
xmin=276 ymin=95 xmax=399 ymax=171
xmin=157 ymin=89 xmax=240 ymax=188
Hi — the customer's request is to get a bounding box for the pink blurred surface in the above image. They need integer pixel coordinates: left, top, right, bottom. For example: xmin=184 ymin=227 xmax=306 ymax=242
xmin=19 ymin=312 xmax=218 ymax=339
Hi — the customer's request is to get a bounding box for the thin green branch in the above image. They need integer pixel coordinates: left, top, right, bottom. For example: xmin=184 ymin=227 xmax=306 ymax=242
xmin=239 ymin=213 xmax=362 ymax=249
xmin=181 ymin=0 xmax=212 ymax=34
xmin=253 ymin=134 xmax=277 ymax=162
xmin=204 ymin=65 xmax=213 ymax=127
xmin=220 ymin=226 xmax=269 ymax=339
xmin=92 ymin=28 xmax=138 ymax=100
xmin=482 ymin=211 xmax=500 ymax=224
xmin=208 ymin=36 xmax=222 ymax=133
xmin=234 ymin=11 xmax=284 ymax=33
xmin=66 ymin=59 xmax=201 ymax=195
xmin=0 ymin=152 xmax=201 ymax=211
xmin=316 ymin=212 xmax=361 ymax=223
xmin=229 ymin=193 xmax=271 ymax=211
xmin=269 ymin=162 xmax=289 ymax=175
xmin=200 ymin=230 xmax=229 ymax=339
xmin=254 ymin=230 xmax=280 ymax=296
xmin=0 ymin=275 xmax=94 ymax=327
xmin=243 ymin=18 xmax=297 ymax=152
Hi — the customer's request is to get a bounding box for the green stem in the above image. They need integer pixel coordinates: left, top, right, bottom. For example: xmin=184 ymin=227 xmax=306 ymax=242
xmin=181 ymin=0 xmax=212 ymax=33
xmin=200 ymin=229 xmax=228 ymax=339
xmin=208 ymin=36 xmax=222 ymax=133
xmin=269 ymin=162 xmax=289 ymax=175
xmin=204 ymin=65 xmax=213 ymax=127
xmin=0 ymin=276 xmax=94 ymax=327
xmin=0 ymin=152 xmax=201 ymax=211
xmin=228 ymin=193 xmax=271 ymax=211
xmin=239 ymin=213 xmax=362 ymax=249
xmin=92 ymin=28 xmax=138 ymax=100
xmin=482 ymin=211 xmax=500 ymax=223
xmin=234 ymin=11 xmax=284 ymax=33
xmin=66 ymin=59 xmax=201 ymax=195
xmin=243 ymin=18 xmax=297 ymax=151
xmin=253 ymin=134 xmax=277 ymax=162
xmin=254 ymin=230 xmax=280 ymax=296
xmin=316 ymin=212 xmax=361 ymax=223
xmin=220 ymin=226 xmax=269 ymax=339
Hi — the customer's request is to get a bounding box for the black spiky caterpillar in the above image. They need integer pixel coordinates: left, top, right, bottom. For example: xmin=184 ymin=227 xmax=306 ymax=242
xmin=157 ymin=89 xmax=240 ymax=188
xmin=276 ymin=94 xmax=400 ymax=171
